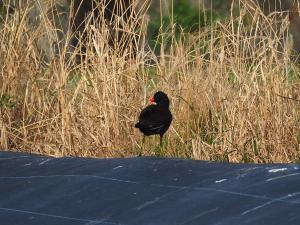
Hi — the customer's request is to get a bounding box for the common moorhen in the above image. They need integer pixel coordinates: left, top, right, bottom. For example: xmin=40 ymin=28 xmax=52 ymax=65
xmin=135 ymin=91 xmax=173 ymax=145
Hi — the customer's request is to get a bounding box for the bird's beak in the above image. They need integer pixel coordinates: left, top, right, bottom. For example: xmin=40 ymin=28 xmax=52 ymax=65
xmin=149 ymin=96 xmax=155 ymax=104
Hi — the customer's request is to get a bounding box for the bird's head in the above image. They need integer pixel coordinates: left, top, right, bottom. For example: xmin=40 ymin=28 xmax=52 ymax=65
xmin=149 ymin=91 xmax=170 ymax=107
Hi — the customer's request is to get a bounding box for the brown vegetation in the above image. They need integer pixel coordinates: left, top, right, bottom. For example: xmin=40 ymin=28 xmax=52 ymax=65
xmin=0 ymin=0 xmax=300 ymax=163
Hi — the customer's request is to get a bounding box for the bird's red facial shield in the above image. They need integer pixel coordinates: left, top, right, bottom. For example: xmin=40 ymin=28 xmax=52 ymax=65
xmin=149 ymin=96 xmax=155 ymax=104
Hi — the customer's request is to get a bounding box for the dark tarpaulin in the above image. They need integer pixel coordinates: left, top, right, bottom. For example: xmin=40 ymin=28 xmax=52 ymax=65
xmin=0 ymin=151 xmax=299 ymax=225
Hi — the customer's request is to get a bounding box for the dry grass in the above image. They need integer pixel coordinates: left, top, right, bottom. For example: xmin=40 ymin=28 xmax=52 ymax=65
xmin=1 ymin=0 xmax=300 ymax=163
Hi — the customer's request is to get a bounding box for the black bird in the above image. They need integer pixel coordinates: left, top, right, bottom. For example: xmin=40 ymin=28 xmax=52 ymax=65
xmin=135 ymin=91 xmax=173 ymax=145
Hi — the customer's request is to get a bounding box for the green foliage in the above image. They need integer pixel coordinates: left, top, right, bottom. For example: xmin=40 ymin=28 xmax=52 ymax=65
xmin=0 ymin=1 xmax=12 ymax=17
xmin=147 ymin=0 xmax=228 ymax=52
xmin=67 ymin=72 xmax=82 ymax=90
xmin=0 ymin=2 xmax=5 ymax=18
xmin=172 ymin=0 xmax=206 ymax=31
xmin=0 ymin=94 xmax=17 ymax=109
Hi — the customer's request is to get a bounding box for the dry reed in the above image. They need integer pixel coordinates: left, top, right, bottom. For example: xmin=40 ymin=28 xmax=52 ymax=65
xmin=0 ymin=0 xmax=300 ymax=163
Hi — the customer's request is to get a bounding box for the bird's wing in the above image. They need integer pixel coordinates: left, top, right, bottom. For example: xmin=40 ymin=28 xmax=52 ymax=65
xmin=140 ymin=123 xmax=165 ymax=133
xmin=139 ymin=105 xmax=156 ymax=120
xmin=138 ymin=106 xmax=170 ymax=133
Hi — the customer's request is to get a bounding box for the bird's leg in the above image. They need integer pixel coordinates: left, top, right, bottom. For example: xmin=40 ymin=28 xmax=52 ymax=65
xmin=141 ymin=135 xmax=146 ymax=155
xmin=138 ymin=136 xmax=146 ymax=157
xmin=160 ymin=134 xmax=163 ymax=147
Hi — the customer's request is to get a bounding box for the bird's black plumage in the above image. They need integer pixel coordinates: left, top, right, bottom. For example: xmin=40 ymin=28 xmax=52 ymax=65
xmin=135 ymin=91 xmax=172 ymax=145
